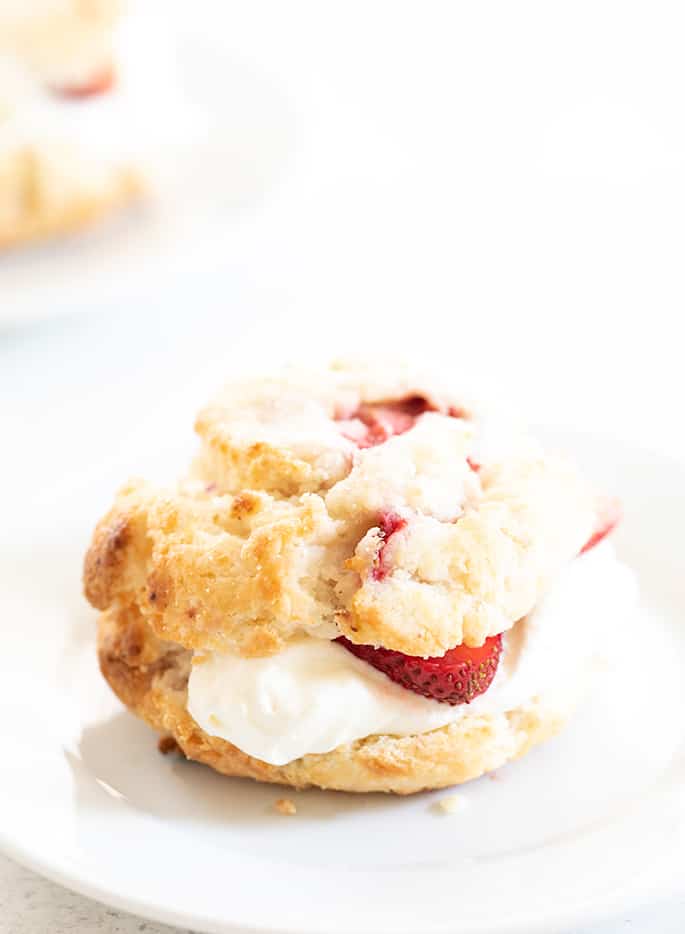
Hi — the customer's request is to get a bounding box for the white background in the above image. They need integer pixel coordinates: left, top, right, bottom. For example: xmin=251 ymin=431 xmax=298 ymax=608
xmin=1 ymin=1 xmax=684 ymax=931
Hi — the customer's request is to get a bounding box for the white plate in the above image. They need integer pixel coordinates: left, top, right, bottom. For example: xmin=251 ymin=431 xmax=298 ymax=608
xmin=1 ymin=431 xmax=684 ymax=934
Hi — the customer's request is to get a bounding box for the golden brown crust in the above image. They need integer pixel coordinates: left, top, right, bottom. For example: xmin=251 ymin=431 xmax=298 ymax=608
xmin=98 ymin=605 xmax=572 ymax=795
xmin=84 ymin=483 xmax=151 ymax=612
xmin=85 ymin=480 xmax=345 ymax=657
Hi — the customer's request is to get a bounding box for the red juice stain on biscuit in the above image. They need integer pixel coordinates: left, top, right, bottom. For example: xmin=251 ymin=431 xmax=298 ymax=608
xmin=372 ymin=511 xmax=407 ymax=581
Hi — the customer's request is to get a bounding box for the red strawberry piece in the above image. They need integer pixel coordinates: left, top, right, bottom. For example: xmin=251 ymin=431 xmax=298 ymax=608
xmin=336 ymin=394 xmax=479 ymax=482
xmin=581 ymin=497 xmax=622 ymax=554
xmin=53 ymin=65 xmax=115 ymax=99
xmin=372 ymin=511 xmax=407 ymax=581
xmin=336 ymin=395 xmax=434 ymax=449
xmin=338 ymin=633 xmax=503 ymax=705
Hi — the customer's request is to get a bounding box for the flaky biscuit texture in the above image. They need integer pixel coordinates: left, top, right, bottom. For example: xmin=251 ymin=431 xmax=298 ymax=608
xmin=85 ymin=362 xmax=596 ymax=658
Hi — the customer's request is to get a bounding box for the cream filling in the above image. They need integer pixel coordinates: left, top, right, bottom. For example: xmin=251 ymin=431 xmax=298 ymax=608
xmin=187 ymin=543 xmax=637 ymax=766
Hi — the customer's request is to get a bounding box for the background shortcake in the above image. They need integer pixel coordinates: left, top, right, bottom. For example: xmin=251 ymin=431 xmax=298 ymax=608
xmin=0 ymin=0 xmax=142 ymax=248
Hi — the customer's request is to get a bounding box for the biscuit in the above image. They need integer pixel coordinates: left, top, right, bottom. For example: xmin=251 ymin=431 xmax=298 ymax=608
xmin=98 ymin=604 xmax=573 ymax=795
xmin=85 ymin=362 xmax=596 ymax=658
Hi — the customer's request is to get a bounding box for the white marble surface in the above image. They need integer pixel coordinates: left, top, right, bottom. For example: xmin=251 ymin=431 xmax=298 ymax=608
xmin=1 ymin=854 xmax=684 ymax=934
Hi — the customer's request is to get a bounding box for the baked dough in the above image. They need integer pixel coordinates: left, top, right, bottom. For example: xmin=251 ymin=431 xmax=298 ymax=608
xmin=98 ymin=603 xmax=573 ymax=795
xmin=85 ymin=362 xmax=596 ymax=659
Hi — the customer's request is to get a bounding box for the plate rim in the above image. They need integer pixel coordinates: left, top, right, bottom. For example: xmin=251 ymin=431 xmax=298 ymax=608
xmin=2 ymin=829 xmax=682 ymax=934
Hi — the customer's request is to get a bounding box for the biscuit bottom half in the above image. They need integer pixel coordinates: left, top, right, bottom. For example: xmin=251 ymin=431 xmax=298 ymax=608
xmin=98 ymin=605 xmax=576 ymax=795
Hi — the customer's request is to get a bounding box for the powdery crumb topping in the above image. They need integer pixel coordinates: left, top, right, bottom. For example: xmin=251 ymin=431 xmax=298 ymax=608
xmin=326 ymin=414 xmax=476 ymax=523
xmin=84 ymin=361 xmax=597 ymax=658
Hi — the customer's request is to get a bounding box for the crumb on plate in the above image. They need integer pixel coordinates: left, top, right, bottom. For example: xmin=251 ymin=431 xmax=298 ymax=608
xmin=158 ymin=735 xmax=179 ymax=755
xmin=275 ymin=797 xmax=297 ymax=816
xmin=434 ymin=794 xmax=469 ymax=815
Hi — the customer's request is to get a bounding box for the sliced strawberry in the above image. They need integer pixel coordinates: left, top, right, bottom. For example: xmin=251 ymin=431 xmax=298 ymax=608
xmin=338 ymin=633 xmax=502 ymax=705
xmin=372 ymin=511 xmax=407 ymax=581
xmin=581 ymin=497 xmax=622 ymax=554
xmin=53 ymin=65 xmax=115 ymax=99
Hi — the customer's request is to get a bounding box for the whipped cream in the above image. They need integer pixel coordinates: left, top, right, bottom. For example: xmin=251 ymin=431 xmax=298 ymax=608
xmin=187 ymin=543 xmax=637 ymax=766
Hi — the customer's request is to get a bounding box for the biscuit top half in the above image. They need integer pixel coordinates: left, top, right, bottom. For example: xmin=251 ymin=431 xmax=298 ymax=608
xmin=84 ymin=361 xmax=597 ymax=659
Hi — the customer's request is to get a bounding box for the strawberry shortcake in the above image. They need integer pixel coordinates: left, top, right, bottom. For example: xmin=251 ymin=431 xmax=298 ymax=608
xmin=0 ymin=0 xmax=142 ymax=248
xmin=84 ymin=361 xmax=634 ymax=794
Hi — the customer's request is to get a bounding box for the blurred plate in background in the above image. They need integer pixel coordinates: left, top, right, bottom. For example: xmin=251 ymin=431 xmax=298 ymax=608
xmin=0 ymin=0 xmax=295 ymax=327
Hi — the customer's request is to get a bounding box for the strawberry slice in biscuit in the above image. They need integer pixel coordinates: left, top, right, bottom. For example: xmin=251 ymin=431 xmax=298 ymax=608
xmin=337 ymin=634 xmax=503 ymax=705
xmin=84 ymin=360 xmax=637 ymax=793
xmin=336 ymin=395 xmax=437 ymax=448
